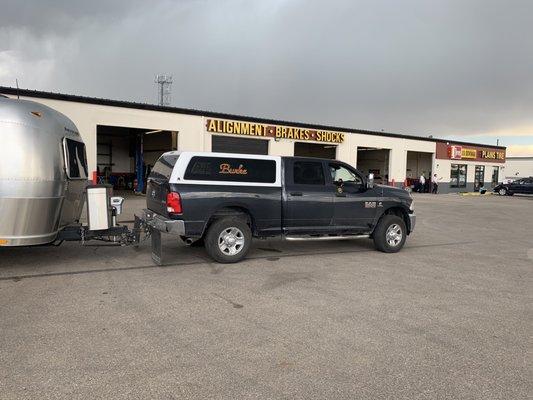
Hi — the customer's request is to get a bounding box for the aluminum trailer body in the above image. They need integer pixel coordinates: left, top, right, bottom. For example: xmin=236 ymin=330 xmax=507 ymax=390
xmin=0 ymin=96 xmax=88 ymax=246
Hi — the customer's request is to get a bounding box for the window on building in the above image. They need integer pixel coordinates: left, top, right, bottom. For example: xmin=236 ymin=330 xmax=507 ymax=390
xmin=293 ymin=161 xmax=325 ymax=185
xmin=450 ymin=164 xmax=467 ymax=188
xmin=474 ymin=165 xmax=485 ymax=191
xmin=491 ymin=166 xmax=499 ymax=187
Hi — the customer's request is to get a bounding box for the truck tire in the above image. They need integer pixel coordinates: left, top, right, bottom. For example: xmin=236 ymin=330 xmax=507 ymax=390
xmin=373 ymin=214 xmax=407 ymax=253
xmin=204 ymin=216 xmax=252 ymax=263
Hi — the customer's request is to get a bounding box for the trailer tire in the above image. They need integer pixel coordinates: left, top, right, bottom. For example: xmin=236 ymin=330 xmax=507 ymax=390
xmin=204 ymin=216 xmax=252 ymax=263
xmin=373 ymin=215 xmax=407 ymax=253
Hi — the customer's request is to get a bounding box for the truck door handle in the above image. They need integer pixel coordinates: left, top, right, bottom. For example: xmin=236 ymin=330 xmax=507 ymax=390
xmin=290 ymin=192 xmax=303 ymax=196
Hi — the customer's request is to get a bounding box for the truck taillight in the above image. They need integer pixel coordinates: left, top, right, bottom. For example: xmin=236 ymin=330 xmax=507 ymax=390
xmin=166 ymin=192 xmax=182 ymax=214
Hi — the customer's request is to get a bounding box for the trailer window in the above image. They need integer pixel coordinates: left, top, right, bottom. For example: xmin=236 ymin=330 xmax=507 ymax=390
xmin=64 ymin=138 xmax=88 ymax=179
xmin=150 ymin=154 xmax=180 ymax=180
xmin=184 ymin=156 xmax=276 ymax=183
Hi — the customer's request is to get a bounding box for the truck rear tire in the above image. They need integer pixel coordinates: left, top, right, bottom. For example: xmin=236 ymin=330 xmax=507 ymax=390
xmin=204 ymin=216 xmax=252 ymax=263
xmin=373 ymin=215 xmax=407 ymax=253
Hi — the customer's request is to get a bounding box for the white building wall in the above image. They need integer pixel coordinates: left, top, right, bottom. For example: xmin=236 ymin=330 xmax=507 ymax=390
xmin=16 ymin=94 xmax=507 ymax=190
xmin=505 ymin=157 xmax=533 ymax=180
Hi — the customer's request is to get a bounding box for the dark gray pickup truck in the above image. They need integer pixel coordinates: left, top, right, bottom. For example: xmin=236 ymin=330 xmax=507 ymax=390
xmin=140 ymin=151 xmax=415 ymax=263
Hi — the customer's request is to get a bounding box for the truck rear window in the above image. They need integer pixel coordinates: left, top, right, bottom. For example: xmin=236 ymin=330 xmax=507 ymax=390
xmin=184 ymin=156 xmax=276 ymax=184
xmin=150 ymin=154 xmax=179 ymax=180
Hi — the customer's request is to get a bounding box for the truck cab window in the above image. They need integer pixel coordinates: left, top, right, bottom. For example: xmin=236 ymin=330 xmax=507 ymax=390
xmin=329 ymin=163 xmax=361 ymax=184
xmin=293 ymin=161 xmax=325 ymax=185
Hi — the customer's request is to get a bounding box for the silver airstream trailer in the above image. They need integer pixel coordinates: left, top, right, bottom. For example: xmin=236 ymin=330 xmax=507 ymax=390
xmin=0 ymin=96 xmax=88 ymax=246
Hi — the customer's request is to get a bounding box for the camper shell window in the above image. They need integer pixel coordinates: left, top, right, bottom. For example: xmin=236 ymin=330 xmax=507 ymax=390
xmin=150 ymin=154 xmax=180 ymax=180
xmin=184 ymin=156 xmax=276 ymax=183
xmin=63 ymin=138 xmax=88 ymax=179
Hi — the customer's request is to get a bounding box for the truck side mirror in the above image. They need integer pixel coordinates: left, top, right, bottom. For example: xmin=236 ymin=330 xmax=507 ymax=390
xmin=367 ymin=173 xmax=374 ymax=189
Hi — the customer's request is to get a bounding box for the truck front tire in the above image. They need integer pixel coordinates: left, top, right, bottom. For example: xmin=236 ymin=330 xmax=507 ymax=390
xmin=373 ymin=215 xmax=407 ymax=253
xmin=204 ymin=216 xmax=252 ymax=263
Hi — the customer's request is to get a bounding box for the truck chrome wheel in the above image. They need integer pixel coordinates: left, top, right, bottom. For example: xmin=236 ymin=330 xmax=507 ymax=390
xmin=218 ymin=227 xmax=245 ymax=256
xmin=385 ymin=224 xmax=403 ymax=247
xmin=499 ymin=188 xmax=507 ymax=196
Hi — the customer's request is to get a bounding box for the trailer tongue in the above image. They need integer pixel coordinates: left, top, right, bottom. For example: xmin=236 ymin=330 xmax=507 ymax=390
xmin=55 ymin=185 xmax=147 ymax=247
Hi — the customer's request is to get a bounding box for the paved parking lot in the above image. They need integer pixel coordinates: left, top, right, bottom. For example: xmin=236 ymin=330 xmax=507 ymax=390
xmin=0 ymin=194 xmax=532 ymax=399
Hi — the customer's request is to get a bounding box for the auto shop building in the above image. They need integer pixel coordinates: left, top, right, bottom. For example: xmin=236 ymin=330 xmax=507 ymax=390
xmin=0 ymin=87 xmax=506 ymax=194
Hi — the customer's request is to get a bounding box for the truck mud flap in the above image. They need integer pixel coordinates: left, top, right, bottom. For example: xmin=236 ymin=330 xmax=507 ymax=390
xmin=133 ymin=215 xmax=142 ymax=247
xmin=150 ymin=227 xmax=163 ymax=265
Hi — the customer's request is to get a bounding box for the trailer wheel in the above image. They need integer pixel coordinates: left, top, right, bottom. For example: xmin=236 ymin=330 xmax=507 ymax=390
xmin=373 ymin=215 xmax=407 ymax=253
xmin=204 ymin=216 xmax=252 ymax=263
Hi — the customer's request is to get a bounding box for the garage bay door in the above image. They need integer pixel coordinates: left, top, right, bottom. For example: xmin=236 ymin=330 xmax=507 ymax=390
xmin=211 ymin=136 xmax=269 ymax=155
xmin=294 ymin=142 xmax=336 ymax=159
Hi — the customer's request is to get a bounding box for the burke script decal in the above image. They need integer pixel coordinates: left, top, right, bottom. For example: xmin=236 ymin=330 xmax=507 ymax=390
xmin=219 ymin=163 xmax=248 ymax=175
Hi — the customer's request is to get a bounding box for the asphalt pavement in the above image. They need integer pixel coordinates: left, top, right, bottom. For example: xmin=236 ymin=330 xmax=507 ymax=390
xmin=0 ymin=193 xmax=532 ymax=399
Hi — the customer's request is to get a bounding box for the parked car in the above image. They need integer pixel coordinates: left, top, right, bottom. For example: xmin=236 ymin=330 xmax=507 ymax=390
xmin=494 ymin=177 xmax=533 ymax=196
xmin=141 ymin=152 xmax=415 ymax=263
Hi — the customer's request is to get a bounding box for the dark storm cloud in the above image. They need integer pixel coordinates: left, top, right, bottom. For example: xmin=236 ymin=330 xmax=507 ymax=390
xmin=0 ymin=0 xmax=148 ymax=34
xmin=1 ymin=0 xmax=532 ymax=151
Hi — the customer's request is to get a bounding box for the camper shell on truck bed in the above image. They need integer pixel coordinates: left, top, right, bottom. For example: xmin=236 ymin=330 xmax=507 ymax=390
xmin=141 ymin=151 xmax=416 ymax=263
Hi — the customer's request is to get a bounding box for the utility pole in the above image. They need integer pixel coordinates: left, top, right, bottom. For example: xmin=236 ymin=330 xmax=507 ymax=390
xmin=155 ymin=74 xmax=173 ymax=106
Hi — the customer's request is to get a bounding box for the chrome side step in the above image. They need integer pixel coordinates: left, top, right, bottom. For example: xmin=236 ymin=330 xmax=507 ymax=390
xmin=284 ymin=235 xmax=370 ymax=242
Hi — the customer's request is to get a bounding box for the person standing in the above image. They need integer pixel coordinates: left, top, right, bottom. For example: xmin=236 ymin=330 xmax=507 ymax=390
xmin=419 ymin=174 xmax=426 ymax=193
xmin=432 ymin=173 xmax=440 ymax=194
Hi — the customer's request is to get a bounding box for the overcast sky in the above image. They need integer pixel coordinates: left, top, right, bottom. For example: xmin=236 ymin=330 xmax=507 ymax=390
xmin=1 ymin=0 xmax=532 ymax=155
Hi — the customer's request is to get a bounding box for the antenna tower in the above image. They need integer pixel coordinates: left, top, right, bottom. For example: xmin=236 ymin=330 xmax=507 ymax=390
xmin=155 ymin=74 xmax=173 ymax=106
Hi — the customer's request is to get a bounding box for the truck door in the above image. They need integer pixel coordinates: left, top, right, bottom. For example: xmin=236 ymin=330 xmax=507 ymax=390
xmin=526 ymin=178 xmax=533 ymax=194
xmin=283 ymin=159 xmax=334 ymax=234
xmin=328 ymin=162 xmax=377 ymax=231
xmin=509 ymin=179 xmax=524 ymax=194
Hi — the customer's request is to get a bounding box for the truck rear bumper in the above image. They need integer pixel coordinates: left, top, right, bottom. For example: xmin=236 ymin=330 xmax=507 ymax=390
xmin=137 ymin=209 xmax=185 ymax=236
